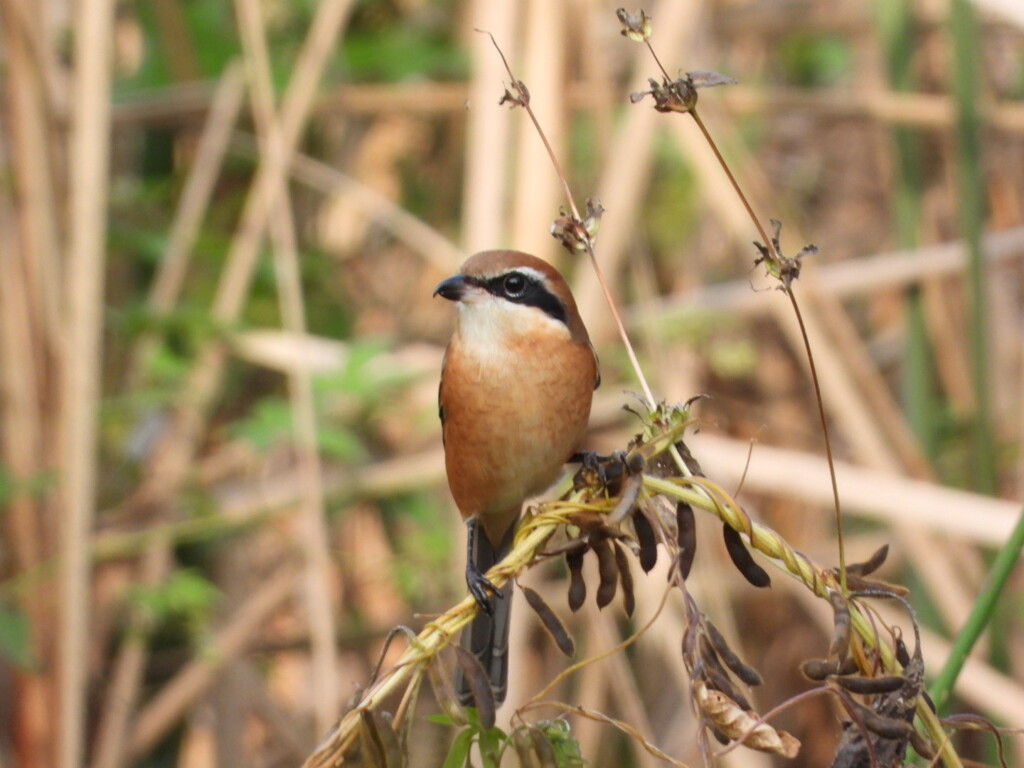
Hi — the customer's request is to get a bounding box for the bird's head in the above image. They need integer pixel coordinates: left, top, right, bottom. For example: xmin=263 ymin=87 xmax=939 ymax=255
xmin=433 ymin=250 xmax=591 ymax=347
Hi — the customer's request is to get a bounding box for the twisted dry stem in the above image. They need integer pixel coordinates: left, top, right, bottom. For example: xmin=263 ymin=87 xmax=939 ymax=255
xmin=302 ymin=510 xmax=567 ymax=768
xmin=303 ymin=433 xmax=962 ymax=767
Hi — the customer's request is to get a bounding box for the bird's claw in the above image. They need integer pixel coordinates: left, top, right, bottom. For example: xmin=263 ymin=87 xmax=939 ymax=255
xmin=466 ymin=564 xmax=502 ymax=615
xmin=571 ymin=450 xmax=629 ymax=492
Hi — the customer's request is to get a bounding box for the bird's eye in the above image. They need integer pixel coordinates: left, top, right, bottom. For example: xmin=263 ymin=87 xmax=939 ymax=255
xmin=502 ymin=273 xmax=527 ymax=297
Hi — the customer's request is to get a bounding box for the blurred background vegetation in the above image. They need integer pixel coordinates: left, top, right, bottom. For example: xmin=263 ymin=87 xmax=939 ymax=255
xmin=1 ymin=0 xmax=1023 ymax=766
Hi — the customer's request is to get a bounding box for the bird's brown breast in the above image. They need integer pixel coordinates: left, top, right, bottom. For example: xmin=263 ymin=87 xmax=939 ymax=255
xmin=440 ymin=328 xmax=596 ymax=545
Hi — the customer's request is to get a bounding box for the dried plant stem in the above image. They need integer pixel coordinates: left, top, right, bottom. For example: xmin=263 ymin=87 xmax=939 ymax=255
xmin=230 ymin=138 xmax=462 ymax=271
xmin=301 ymin=513 xmax=567 ymax=768
xmin=235 ymin=0 xmax=339 ymax=730
xmin=90 ymin=544 xmax=172 ymax=768
xmin=127 ymin=563 xmax=304 ymax=759
xmin=688 ymin=110 xmax=773 ymax=258
xmin=482 ymin=30 xmax=656 ymax=409
xmin=641 ymin=474 xmax=963 ymax=768
xmin=783 ymin=290 xmax=847 ymax=588
xmin=93 ymin=3 xmax=353 ymax=761
xmin=59 ymin=1 xmax=115 ymax=767
xmin=0 ymin=0 xmax=64 ymax=350
xmin=126 ymin=61 xmax=246 ymax=389
xmin=462 ymin=0 xmax=518 ymax=251
xmin=131 ymin=0 xmax=354 ymax=503
xmin=686 ymin=102 xmax=847 ymax=588
xmin=575 ymin=0 xmax=698 ymax=343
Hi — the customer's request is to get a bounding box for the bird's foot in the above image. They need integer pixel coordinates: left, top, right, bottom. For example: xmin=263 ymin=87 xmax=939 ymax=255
xmin=570 ymin=450 xmax=629 ymax=492
xmin=466 ymin=563 xmax=502 ymax=615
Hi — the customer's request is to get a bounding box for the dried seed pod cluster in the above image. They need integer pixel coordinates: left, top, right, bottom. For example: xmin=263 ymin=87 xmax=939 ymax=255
xmin=679 ymin=593 xmax=798 ymax=758
xmin=797 ymin=554 xmax=938 ymax=767
xmin=557 ymin=512 xmax=636 ymax=616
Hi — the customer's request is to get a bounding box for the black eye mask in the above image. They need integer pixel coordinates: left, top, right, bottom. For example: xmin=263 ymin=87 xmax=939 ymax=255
xmin=478 ymin=272 xmax=568 ymax=327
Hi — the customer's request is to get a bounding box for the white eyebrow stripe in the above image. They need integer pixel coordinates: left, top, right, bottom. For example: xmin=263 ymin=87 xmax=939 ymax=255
xmin=512 ymin=267 xmax=547 ymax=282
xmin=478 ymin=266 xmax=548 ymax=284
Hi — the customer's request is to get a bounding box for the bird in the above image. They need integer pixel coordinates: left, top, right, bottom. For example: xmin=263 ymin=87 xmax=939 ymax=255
xmin=434 ymin=249 xmax=599 ymax=706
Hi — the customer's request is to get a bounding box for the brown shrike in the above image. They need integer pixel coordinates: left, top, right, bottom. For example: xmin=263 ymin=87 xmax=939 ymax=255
xmin=434 ymin=249 xmax=599 ymax=705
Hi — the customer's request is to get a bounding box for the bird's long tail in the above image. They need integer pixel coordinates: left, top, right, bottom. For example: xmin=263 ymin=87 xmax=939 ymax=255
xmin=457 ymin=522 xmax=516 ymax=706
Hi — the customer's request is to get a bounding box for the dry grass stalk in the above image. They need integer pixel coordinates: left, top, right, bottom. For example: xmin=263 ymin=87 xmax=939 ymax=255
xmin=125 ymin=62 xmax=247 ymax=389
xmin=511 ymin=0 xmax=568 ymax=263
xmin=91 ymin=3 xmax=355 ymax=764
xmin=58 ymin=1 xmax=116 ymax=767
xmin=573 ymin=0 xmax=702 ymax=335
xmin=127 ymin=563 xmax=304 ymax=759
xmin=234 ymin=0 xmax=339 ymax=731
xmin=460 ymin=0 xmax=519 ymax=253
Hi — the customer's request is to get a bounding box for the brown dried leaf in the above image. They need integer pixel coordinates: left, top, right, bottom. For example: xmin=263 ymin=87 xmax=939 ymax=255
xmin=694 ymin=682 xmax=800 ymax=758
xmin=426 ymin=655 xmax=467 ymax=726
xmin=615 ymin=7 xmax=652 ymax=42
xmin=358 ymin=710 xmax=403 ymax=768
xmin=511 ymin=731 xmax=539 ymax=768
xmin=453 ymin=645 xmax=495 ymax=729
xmin=685 ymin=70 xmax=738 ymax=89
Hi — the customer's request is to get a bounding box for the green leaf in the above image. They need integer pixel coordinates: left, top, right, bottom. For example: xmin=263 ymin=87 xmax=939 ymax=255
xmin=317 ymin=425 xmax=366 ymax=461
xmin=478 ymin=725 xmax=507 ymax=768
xmin=441 ymin=728 xmax=474 ymax=768
xmin=0 ymin=602 xmax=36 ymax=670
xmin=229 ymin=398 xmax=292 ymax=451
xmin=128 ymin=568 xmax=220 ymax=622
xmin=425 ymin=713 xmax=456 ymax=726
xmin=538 ymin=720 xmax=584 ymax=768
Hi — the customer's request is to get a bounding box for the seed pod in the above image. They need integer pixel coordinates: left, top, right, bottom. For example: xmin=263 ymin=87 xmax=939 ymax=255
xmin=612 ymin=540 xmax=635 ymax=617
xmin=700 ymin=659 xmax=753 ymax=712
xmin=831 ymin=674 xmax=907 ymax=695
xmin=908 ymin=730 xmax=935 ymax=760
xmin=566 ymin=547 xmax=586 ymax=612
xmin=846 ymin=544 xmax=889 ymax=577
xmin=426 ymin=650 xmax=466 ymax=725
xmin=801 ymin=656 xmax=859 ymax=680
xmin=521 ymin=585 xmax=575 ymax=657
xmin=358 ymin=710 xmax=402 ymax=768
xmin=632 ymin=509 xmax=658 ymax=572
xmin=722 ymin=524 xmax=770 ymax=587
xmin=706 ymin=621 xmax=762 ymax=686
xmin=593 ymin=538 xmax=619 ymax=609
xmin=675 ymin=501 xmax=697 ymax=580
xmin=800 ymin=658 xmax=835 ymax=681
xmin=828 ymin=591 xmax=851 ymax=662
xmin=529 ymin=726 xmax=558 ymax=768
xmin=511 ymin=729 xmax=541 ymax=768
xmin=453 ymin=645 xmax=496 ymax=729
xmin=626 ymin=451 xmax=646 ymax=475
xmin=849 ymin=700 xmax=916 ymax=740
xmin=845 ymin=574 xmax=909 ymax=596
xmin=894 ymin=634 xmax=911 ymax=667
xmin=608 ymin=472 xmax=641 ymax=524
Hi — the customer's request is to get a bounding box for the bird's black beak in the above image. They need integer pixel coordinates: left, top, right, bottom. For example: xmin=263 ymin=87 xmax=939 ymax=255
xmin=433 ymin=274 xmax=467 ymax=301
